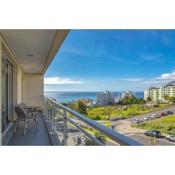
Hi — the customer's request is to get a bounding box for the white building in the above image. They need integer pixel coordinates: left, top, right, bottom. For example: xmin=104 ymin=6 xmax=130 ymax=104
xmin=144 ymin=81 xmax=175 ymax=102
xmin=115 ymin=91 xmax=135 ymax=103
xmin=96 ymin=91 xmax=115 ymax=105
xmin=121 ymin=91 xmax=135 ymax=99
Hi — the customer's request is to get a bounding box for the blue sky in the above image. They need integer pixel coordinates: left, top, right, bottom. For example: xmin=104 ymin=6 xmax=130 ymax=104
xmin=44 ymin=30 xmax=175 ymax=92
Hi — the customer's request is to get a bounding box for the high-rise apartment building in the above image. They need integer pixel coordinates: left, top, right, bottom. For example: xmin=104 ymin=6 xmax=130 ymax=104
xmin=96 ymin=91 xmax=115 ymax=105
xmin=144 ymin=81 xmax=175 ymax=102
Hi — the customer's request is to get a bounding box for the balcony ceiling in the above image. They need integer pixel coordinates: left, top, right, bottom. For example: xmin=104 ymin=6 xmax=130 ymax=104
xmin=0 ymin=30 xmax=69 ymax=74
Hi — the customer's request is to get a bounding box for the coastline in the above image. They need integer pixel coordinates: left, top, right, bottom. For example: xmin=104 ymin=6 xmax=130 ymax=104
xmin=44 ymin=91 xmax=144 ymax=103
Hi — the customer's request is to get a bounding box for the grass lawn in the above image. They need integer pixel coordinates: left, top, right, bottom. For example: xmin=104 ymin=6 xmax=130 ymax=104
xmin=132 ymin=115 xmax=175 ymax=134
xmin=87 ymin=104 xmax=169 ymax=120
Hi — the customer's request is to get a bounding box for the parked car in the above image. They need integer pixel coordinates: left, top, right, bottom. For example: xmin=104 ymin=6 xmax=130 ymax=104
xmin=132 ymin=118 xmax=142 ymax=124
xmin=144 ymin=130 xmax=161 ymax=138
xmin=166 ymin=111 xmax=174 ymax=115
xmin=143 ymin=116 xmax=151 ymax=121
xmin=166 ymin=135 xmax=175 ymax=142
xmin=110 ymin=116 xmax=125 ymax=121
xmin=160 ymin=112 xmax=167 ymax=117
xmin=154 ymin=114 xmax=160 ymax=119
xmin=150 ymin=114 xmax=157 ymax=119
xmin=151 ymin=113 xmax=156 ymax=117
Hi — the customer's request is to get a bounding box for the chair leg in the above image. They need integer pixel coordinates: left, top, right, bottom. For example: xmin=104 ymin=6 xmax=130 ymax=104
xmin=24 ymin=118 xmax=28 ymax=135
xmin=35 ymin=116 xmax=39 ymax=131
xmin=14 ymin=120 xmax=18 ymax=132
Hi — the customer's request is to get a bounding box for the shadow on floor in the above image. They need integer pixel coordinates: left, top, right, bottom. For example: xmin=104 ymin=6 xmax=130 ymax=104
xmin=8 ymin=112 xmax=51 ymax=146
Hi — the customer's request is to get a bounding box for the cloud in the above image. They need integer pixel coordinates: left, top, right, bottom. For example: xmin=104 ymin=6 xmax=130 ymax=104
xmin=121 ymin=78 xmax=144 ymax=82
xmin=156 ymin=71 xmax=175 ymax=80
xmin=62 ymin=48 xmax=88 ymax=56
xmin=121 ymin=71 xmax=174 ymax=88
xmin=139 ymin=79 xmax=169 ymax=85
xmin=141 ymin=53 xmax=163 ymax=61
xmin=120 ymin=70 xmax=175 ymax=88
xmin=135 ymin=70 xmax=175 ymax=87
xmin=44 ymin=77 xmax=83 ymax=85
xmin=110 ymin=56 xmax=136 ymax=64
xmin=62 ymin=47 xmax=137 ymax=64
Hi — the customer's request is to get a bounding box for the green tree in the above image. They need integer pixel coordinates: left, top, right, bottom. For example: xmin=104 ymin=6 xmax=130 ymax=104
xmin=120 ymin=96 xmax=145 ymax=105
xmin=164 ymin=95 xmax=175 ymax=103
xmin=77 ymin=101 xmax=87 ymax=115
xmin=169 ymin=97 xmax=175 ymax=103
xmin=104 ymin=106 xmax=114 ymax=119
xmin=68 ymin=101 xmax=87 ymax=115
xmin=146 ymin=97 xmax=152 ymax=101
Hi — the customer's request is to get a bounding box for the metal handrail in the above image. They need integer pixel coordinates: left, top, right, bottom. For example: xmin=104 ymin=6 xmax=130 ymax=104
xmin=43 ymin=96 xmax=142 ymax=146
xmin=67 ymin=117 xmax=104 ymax=145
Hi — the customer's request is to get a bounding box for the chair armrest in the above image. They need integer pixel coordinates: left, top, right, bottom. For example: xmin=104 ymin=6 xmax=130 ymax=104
xmin=24 ymin=106 xmax=41 ymax=110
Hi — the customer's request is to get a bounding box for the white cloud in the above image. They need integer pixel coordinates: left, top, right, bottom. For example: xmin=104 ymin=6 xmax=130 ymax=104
xmin=62 ymin=48 xmax=88 ymax=56
xmin=156 ymin=71 xmax=175 ymax=80
xmin=121 ymin=78 xmax=144 ymax=82
xmin=141 ymin=53 xmax=163 ymax=61
xmin=139 ymin=79 xmax=169 ymax=85
xmin=132 ymin=70 xmax=175 ymax=87
xmin=44 ymin=77 xmax=83 ymax=85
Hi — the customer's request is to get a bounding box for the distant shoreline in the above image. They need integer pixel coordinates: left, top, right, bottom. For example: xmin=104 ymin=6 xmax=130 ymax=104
xmin=44 ymin=91 xmax=144 ymax=103
xmin=44 ymin=91 xmax=144 ymax=93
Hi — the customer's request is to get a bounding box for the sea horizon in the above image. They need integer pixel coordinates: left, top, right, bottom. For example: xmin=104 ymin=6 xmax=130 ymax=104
xmin=44 ymin=90 xmax=144 ymax=103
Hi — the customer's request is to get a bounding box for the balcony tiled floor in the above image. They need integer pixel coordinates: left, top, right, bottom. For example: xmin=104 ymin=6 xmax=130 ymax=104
xmin=8 ymin=112 xmax=51 ymax=146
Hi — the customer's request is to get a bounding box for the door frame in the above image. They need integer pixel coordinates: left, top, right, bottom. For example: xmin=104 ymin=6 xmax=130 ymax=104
xmin=1 ymin=56 xmax=13 ymax=132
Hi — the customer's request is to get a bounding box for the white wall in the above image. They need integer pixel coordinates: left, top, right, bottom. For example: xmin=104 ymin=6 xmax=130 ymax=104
xmin=23 ymin=74 xmax=44 ymax=106
xmin=17 ymin=67 xmax=23 ymax=104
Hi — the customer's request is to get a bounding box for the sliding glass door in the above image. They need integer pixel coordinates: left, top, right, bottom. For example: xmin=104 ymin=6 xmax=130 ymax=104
xmin=1 ymin=57 xmax=13 ymax=132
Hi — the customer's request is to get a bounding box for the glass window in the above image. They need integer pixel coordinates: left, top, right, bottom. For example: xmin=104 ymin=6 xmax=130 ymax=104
xmin=1 ymin=57 xmax=13 ymax=132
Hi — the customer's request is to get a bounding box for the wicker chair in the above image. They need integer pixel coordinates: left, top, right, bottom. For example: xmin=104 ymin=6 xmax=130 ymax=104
xmin=15 ymin=103 xmax=39 ymax=135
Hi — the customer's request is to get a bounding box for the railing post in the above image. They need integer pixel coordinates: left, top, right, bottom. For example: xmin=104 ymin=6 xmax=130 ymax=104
xmin=47 ymin=100 xmax=50 ymax=119
xmin=50 ymin=103 xmax=53 ymax=130
xmin=53 ymin=104 xmax=56 ymax=131
xmin=63 ymin=109 xmax=67 ymax=145
xmin=51 ymin=103 xmax=54 ymax=130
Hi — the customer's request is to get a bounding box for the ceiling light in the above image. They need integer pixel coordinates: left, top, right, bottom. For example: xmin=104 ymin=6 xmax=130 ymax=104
xmin=27 ymin=54 xmax=34 ymax=57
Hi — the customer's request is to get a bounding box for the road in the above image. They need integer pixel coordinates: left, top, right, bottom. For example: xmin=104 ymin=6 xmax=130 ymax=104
xmin=110 ymin=105 xmax=175 ymax=145
xmin=126 ymin=133 xmax=175 ymax=146
xmin=55 ymin=105 xmax=175 ymax=145
xmin=111 ymin=120 xmax=175 ymax=145
xmin=128 ymin=104 xmax=175 ymax=122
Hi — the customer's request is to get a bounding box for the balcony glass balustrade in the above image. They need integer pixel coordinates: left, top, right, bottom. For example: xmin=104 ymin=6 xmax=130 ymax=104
xmin=43 ymin=97 xmax=142 ymax=146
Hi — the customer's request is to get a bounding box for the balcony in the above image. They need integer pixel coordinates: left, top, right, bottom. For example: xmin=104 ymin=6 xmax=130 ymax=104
xmin=0 ymin=30 xmax=141 ymax=146
xmin=7 ymin=97 xmax=141 ymax=146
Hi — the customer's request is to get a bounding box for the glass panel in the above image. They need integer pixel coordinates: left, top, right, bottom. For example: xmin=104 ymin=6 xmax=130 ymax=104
xmin=54 ymin=107 xmax=64 ymax=144
xmin=2 ymin=58 xmax=7 ymax=132
xmin=1 ymin=58 xmax=13 ymax=132
xmin=7 ymin=62 xmax=13 ymax=121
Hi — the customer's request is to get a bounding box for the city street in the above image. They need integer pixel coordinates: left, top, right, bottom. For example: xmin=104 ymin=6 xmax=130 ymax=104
xmin=110 ymin=105 xmax=175 ymax=145
xmin=128 ymin=104 xmax=175 ymax=122
xmin=127 ymin=133 xmax=175 ymax=146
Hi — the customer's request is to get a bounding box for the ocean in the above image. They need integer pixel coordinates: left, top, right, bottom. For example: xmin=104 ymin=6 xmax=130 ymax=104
xmin=44 ymin=91 xmax=144 ymax=103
